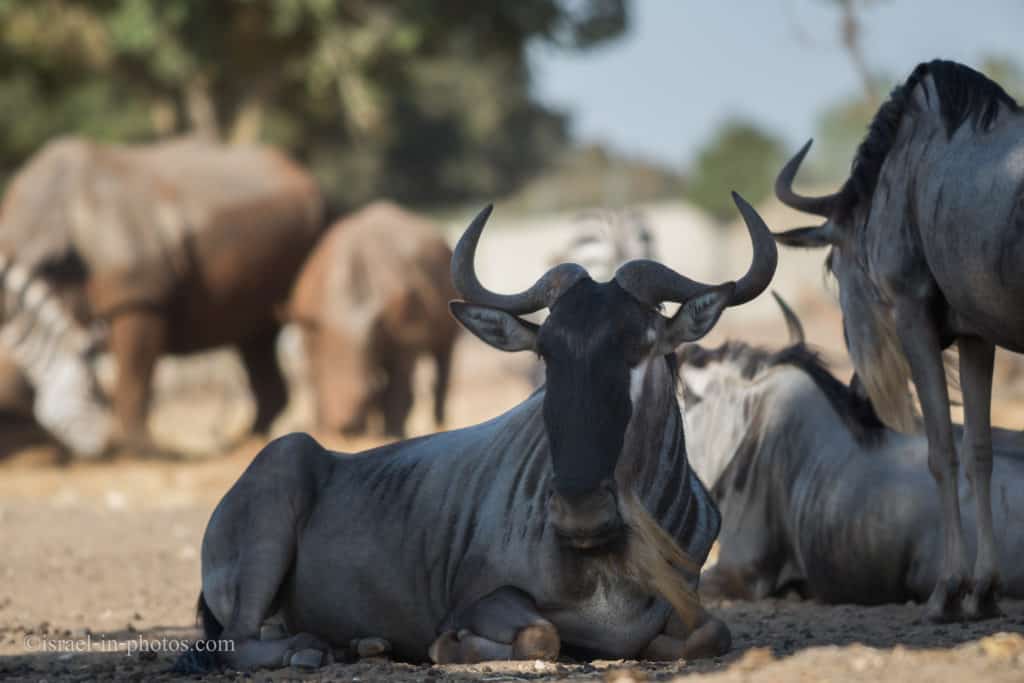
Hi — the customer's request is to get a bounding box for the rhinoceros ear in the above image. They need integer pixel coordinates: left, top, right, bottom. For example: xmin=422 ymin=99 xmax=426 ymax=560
xmin=450 ymin=301 xmax=538 ymax=352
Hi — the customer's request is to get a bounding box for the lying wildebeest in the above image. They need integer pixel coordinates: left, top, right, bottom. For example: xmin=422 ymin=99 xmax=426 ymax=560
xmin=177 ymin=195 xmax=776 ymax=672
xmin=771 ymin=59 xmax=1024 ymax=620
xmin=680 ymin=294 xmax=1024 ymax=605
xmin=0 ymin=136 xmax=323 ymax=456
xmin=286 ymin=201 xmax=458 ymax=438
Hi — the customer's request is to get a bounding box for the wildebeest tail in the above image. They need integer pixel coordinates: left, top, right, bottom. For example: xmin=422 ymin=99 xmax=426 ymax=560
xmin=170 ymin=592 xmax=223 ymax=674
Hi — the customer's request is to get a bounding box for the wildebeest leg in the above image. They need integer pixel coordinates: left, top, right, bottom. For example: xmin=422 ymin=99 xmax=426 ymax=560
xmin=958 ymin=336 xmax=1002 ymax=619
xmin=239 ymin=326 xmax=287 ymax=434
xmin=202 ymin=447 xmax=335 ymax=670
xmin=428 ymin=587 xmax=560 ymax=664
xmin=640 ymin=608 xmax=731 ymax=660
xmin=109 ymin=309 xmax=166 ymax=457
xmin=431 ymin=340 xmax=453 ymax=427
xmin=895 ymin=304 xmax=967 ymax=622
xmin=380 ymin=353 xmax=414 ymax=438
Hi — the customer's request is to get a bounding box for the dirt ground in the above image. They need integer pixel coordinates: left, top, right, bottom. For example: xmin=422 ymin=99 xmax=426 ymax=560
xmin=2 ymin=208 xmax=1024 ymax=681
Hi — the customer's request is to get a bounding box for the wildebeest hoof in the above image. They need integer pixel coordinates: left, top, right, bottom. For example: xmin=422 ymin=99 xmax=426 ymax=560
xmin=260 ymin=623 xmax=288 ymax=640
xmin=350 ymin=636 xmax=392 ymax=658
xmin=428 ymin=630 xmax=461 ymax=664
xmin=963 ymin=577 xmax=1003 ymax=621
xmin=282 ymin=633 xmax=333 ymax=669
xmin=288 ymin=648 xmax=325 ymax=669
xmin=682 ymin=617 xmax=732 ymax=659
xmin=512 ymin=623 xmax=560 ymax=660
xmin=924 ymin=576 xmax=967 ymax=623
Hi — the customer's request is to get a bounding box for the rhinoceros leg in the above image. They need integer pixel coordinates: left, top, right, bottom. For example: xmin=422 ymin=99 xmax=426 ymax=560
xmin=239 ymin=326 xmax=287 ymax=435
xmin=428 ymin=587 xmax=560 ymax=664
xmin=431 ymin=339 xmax=454 ymax=428
xmin=109 ymin=309 xmax=166 ymax=456
xmin=379 ymin=352 xmax=414 ymax=438
xmin=639 ymin=608 xmax=731 ymax=660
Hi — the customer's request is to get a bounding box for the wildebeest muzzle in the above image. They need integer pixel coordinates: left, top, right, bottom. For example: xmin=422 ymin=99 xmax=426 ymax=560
xmin=547 ymin=479 xmax=624 ymax=550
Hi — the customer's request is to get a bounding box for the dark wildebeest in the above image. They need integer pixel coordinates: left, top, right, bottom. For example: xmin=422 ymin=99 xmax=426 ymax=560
xmin=679 ymin=294 xmax=1024 ymax=604
xmin=177 ymin=195 xmax=776 ymax=672
xmin=0 ymin=136 xmax=323 ymax=456
xmin=771 ymin=60 xmax=1024 ymax=620
xmin=286 ymin=200 xmax=458 ymax=438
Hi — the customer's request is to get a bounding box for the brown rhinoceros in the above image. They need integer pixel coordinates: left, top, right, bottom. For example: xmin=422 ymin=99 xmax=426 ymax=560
xmin=0 ymin=135 xmax=324 ymax=456
xmin=286 ymin=200 xmax=459 ymax=438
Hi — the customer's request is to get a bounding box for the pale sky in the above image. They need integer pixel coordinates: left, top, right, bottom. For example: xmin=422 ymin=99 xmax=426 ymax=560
xmin=528 ymin=0 xmax=1023 ymax=169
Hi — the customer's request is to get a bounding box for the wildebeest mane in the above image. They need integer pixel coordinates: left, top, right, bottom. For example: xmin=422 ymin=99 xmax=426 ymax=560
xmin=681 ymin=340 xmax=884 ymax=445
xmin=836 ymin=59 xmax=1021 ymax=223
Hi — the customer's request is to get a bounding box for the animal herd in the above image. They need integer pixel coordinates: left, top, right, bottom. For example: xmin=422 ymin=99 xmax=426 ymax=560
xmin=0 ymin=59 xmax=1021 ymax=672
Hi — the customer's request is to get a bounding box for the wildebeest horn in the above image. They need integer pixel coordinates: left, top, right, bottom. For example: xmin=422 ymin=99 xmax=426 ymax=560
xmin=614 ymin=193 xmax=777 ymax=307
xmin=775 ymin=139 xmax=838 ymax=217
xmin=771 ymin=291 xmax=805 ymax=345
xmin=451 ymin=205 xmax=589 ymax=314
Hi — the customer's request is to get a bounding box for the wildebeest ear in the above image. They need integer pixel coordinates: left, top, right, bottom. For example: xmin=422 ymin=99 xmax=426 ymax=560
xmin=773 ymin=225 xmax=836 ymax=248
xmin=659 ymin=283 xmax=734 ymax=352
xmin=449 ymin=301 xmax=538 ymax=352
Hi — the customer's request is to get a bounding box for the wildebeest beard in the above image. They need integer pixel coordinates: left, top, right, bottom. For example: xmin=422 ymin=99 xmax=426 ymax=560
xmin=538 ymin=280 xmax=649 ymax=498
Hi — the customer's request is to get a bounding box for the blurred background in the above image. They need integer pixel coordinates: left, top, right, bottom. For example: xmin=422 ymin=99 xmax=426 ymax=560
xmin=0 ymin=2 xmax=1023 ymax=667
xmin=0 ymin=0 xmax=1019 ymax=460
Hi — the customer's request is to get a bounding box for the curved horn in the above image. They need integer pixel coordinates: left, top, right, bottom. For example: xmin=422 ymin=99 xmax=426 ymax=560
xmin=451 ymin=205 xmax=588 ymax=314
xmin=729 ymin=192 xmax=778 ymax=305
xmin=613 ymin=258 xmax=716 ymax=307
xmin=775 ymin=139 xmax=838 ymax=217
xmin=771 ymin=291 xmax=805 ymax=345
xmin=614 ymin=193 xmax=777 ymax=308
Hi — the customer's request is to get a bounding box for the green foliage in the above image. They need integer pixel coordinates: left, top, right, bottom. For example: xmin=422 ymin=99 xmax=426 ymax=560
xmin=813 ymin=89 xmax=882 ymax=183
xmin=981 ymin=55 xmax=1024 ymax=102
xmin=686 ymin=120 xmax=785 ymax=223
xmin=0 ymin=0 xmax=628 ymax=208
xmin=814 ymin=54 xmax=1024 ymax=184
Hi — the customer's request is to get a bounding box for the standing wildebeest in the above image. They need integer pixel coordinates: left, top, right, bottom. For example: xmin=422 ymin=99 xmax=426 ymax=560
xmin=178 ymin=195 xmax=776 ymax=672
xmin=679 ymin=294 xmax=1024 ymax=604
xmin=286 ymin=201 xmax=458 ymax=438
xmin=0 ymin=136 xmax=323 ymax=456
xmin=771 ymin=60 xmax=1024 ymax=620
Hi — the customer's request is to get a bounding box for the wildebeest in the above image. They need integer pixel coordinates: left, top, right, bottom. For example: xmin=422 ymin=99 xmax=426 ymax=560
xmin=771 ymin=60 xmax=1023 ymax=620
xmin=177 ymin=194 xmax=776 ymax=672
xmin=286 ymin=200 xmax=458 ymax=438
xmin=549 ymin=208 xmax=656 ymax=282
xmin=680 ymin=294 xmax=1024 ymax=604
xmin=0 ymin=136 xmax=323 ymax=456
xmin=527 ymin=208 xmax=658 ymax=388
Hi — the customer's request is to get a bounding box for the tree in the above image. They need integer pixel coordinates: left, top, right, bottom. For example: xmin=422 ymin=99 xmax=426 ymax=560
xmin=0 ymin=0 xmax=629 ymax=208
xmin=981 ymin=55 xmax=1024 ymax=102
xmin=686 ymin=120 xmax=786 ymax=223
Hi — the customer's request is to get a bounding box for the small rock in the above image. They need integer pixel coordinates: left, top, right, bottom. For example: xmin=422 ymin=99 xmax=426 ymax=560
xmin=979 ymin=632 xmax=1024 ymax=660
xmin=731 ymin=647 xmax=775 ymax=672
xmin=605 ymin=668 xmax=647 ymax=683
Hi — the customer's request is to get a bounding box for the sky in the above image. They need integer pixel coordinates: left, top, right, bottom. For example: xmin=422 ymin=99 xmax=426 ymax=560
xmin=528 ymin=0 xmax=1024 ymax=170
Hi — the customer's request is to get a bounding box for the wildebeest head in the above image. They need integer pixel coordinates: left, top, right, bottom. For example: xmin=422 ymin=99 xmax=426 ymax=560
xmin=450 ymin=195 xmax=776 ymax=548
